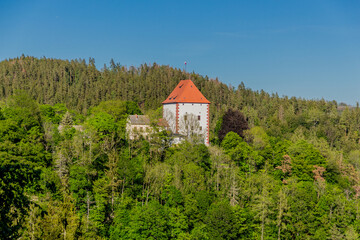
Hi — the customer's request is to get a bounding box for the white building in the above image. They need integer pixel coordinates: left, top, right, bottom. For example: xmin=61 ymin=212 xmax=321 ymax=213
xmin=126 ymin=115 xmax=151 ymax=140
xmin=162 ymin=79 xmax=210 ymax=145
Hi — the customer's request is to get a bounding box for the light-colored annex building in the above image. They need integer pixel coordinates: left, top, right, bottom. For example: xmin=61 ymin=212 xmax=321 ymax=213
xmin=162 ymin=79 xmax=210 ymax=145
xmin=126 ymin=115 xmax=151 ymax=140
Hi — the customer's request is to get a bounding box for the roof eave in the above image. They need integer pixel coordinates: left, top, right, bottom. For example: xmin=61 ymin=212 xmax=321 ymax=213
xmin=162 ymin=101 xmax=211 ymax=104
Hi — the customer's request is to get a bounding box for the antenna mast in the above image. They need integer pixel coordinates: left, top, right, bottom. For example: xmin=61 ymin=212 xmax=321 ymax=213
xmin=184 ymin=61 xmax=190 ymax=80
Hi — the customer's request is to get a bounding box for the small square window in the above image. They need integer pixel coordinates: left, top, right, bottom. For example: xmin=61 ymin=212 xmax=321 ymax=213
xmin=198 ymin=115 xmax=201 ymax=120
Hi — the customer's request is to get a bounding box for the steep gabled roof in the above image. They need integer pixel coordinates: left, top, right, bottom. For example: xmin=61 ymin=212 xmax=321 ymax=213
xmin=162 ymin=79 xmax=210 ymax=104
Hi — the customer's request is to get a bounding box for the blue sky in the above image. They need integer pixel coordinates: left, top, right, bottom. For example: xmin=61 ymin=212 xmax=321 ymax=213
xmin=0 ymin=0 xmax=359 ymax=105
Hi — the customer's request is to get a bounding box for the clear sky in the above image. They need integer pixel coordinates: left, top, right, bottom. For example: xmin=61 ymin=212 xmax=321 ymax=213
xmin=0 ymin=0 xmax=359 ymax=105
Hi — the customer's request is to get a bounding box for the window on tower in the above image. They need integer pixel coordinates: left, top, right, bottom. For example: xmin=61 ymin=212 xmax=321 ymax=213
xmin=198 ymin=115 xmax=201 ymax=120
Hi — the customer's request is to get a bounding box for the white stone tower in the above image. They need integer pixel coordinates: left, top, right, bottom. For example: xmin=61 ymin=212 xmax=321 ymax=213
xmin=162 ymin=79 xmax=210 ymax=145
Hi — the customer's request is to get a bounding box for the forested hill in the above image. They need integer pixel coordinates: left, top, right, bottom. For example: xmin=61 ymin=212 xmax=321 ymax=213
xmin=1 ymin=56 xmax=357 ymax=140
xmin=0 ymin=56 xmax=346 ymax=115
xmin=2 ymin=56 xmax=360 ymax=239
xmin=0 ymin=56 xmax=351 ymax=115
xmin=1 ymin=56 xmax=359 ymax=147
xmin=0 ymin=56 xmax=219 ymax=112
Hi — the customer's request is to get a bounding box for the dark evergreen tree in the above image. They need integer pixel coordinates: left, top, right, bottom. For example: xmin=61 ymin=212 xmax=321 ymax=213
xmin=218 ymin=109 xmax=249 ymax=142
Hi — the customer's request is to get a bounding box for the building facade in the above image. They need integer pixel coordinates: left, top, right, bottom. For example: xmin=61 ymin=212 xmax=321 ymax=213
xmin=126 ymin=115 xmax=151 ymax=140
xmin=162 ymin=79 xmax=210 ymax=145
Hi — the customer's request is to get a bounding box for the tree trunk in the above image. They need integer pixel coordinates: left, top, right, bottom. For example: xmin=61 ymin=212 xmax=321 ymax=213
xmin=278 ymin=226 xmax=281 ymax=240
xmin=122 ymin=177 xmax=125 ymax=198
xmin=141 ymin=181 xmax=145 ymax=206
xmin=146 ymin=185 xmax=150 ymax=205
xmin=86 ymin=190 xmax=90 ymax=227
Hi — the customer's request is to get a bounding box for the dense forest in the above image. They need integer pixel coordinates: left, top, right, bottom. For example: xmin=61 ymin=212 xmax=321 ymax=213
xmin=1 ymin=56 xmax=360 ymax=239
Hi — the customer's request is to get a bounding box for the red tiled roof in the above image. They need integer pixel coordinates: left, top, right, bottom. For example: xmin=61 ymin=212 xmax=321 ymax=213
xmin=162 ymin=79 xmax=210 ymax=104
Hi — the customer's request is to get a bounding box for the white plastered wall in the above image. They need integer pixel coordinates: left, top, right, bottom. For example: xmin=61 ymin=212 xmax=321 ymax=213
xmin=163 ymin=103 xmax=177 ymax=133
xmin=178 ymin=103 xmax=209 ymax=145
xmin=126 ymin=121 xmax=152 ymax=140
xmin=163 ymin=102 xmax=210 ymax=145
